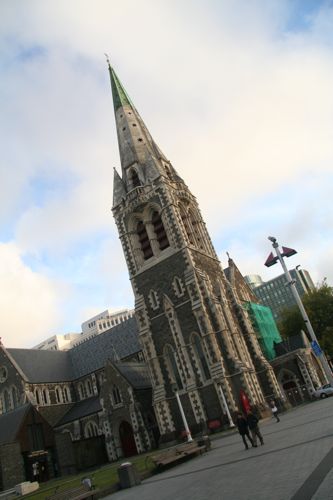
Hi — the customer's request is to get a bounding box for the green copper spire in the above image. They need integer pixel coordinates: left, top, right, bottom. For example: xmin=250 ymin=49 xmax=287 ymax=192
xmin=107 ymin=57 xmax=175 ymax=181
xmin=106 ymin=57 xmax=132 ymax=111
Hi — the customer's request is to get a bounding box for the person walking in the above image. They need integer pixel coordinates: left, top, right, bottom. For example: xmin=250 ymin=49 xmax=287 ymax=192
xmin=236 ymin=412 xmax=254 ymax=450
xmin=270 ymin=400 xmax=280 ymax=422
xmin=32 ymin=461 xmax=39 ymax=482
xmin=247 ymin=410 xmax=264 ymax=446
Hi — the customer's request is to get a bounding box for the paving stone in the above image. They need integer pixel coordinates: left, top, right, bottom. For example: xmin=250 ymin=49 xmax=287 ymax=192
xmin=104 ymin=398 xmax=333 ymax=500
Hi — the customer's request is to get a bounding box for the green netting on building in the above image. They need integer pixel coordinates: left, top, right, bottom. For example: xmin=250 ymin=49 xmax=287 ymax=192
xmin=245 ymin=302 xmax=282 ymax=360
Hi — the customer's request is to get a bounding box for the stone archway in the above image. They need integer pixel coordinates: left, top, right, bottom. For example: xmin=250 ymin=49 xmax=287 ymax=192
xmin=119 ymin=421 xmax=137 ymax=458
xmin=278 ymin=369 xmax=304 ymax=405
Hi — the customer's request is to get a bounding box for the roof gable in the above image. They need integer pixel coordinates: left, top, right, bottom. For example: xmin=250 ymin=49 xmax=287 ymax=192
xmin=55 ymin=396 xmax=102 ymax=427
xmin=224 ymin=258 xmax=259 ymax=303
xmin=0 ymin=403 xmax=31 ymax=445
xmin=114 ymin=362 xmax=151 ymax=389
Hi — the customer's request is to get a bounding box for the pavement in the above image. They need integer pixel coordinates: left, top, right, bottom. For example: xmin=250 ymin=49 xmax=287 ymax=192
xmin=104 ymin=397 xmax=333 ymax=500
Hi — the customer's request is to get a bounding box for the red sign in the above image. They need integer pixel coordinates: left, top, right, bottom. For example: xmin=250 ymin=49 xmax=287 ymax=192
xmin=240 ymin=389 xmax=251 ymax=414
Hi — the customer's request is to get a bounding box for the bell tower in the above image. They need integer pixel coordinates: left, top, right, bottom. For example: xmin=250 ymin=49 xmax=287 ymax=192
xmin=109 ymin=62 xmax=282 ymax=441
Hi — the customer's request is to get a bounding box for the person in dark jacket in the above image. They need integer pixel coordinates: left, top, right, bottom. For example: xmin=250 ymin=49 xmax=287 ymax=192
xmin=247 ymin=410 xmax=264 ymax=446
xmin=236 ymin=412 xmax=254 ymax=450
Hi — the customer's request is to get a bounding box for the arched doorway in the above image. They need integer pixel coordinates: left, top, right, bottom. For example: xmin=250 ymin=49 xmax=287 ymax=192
xmin=279 ymin=370 xmax=306 ymax=405
xmin=119 ymin=421 xmax=137 ymax=457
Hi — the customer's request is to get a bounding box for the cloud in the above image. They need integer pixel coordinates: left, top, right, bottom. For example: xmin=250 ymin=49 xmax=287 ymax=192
xmin=1 ymin=0 xmax=333 ymax=346
xmin=0 ymin=243 xmax=65 ymax=347
xmin=218 ymin=172 xmax=333 ymax=284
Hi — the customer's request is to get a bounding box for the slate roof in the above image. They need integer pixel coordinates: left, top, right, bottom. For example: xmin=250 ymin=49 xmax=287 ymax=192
xmin=69 ymin=316 xmax=141 ymax=379
xmin=5 ymin=317 xmax=141 ymax=383
xmin=0 ymin=403 xmax=31 ymax=445
xmin=55 ymin=396 xmax=102 ymax=427
xmin=115 ymin=362 xmax=151 ymax=389
xmin=7 ymin=348 xmax=74 ymax=383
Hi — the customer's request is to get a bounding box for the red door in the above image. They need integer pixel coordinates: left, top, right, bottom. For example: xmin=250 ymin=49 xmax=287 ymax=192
xmin=119 ymin=421 xmax=138 ymax=458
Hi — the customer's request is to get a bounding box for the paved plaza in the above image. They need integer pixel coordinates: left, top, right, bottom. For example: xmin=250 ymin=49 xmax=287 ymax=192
xmin=105 ymin=398 xmax=333 ymax=500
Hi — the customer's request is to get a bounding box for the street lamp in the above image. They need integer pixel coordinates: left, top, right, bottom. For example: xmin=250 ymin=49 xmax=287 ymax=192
xmin=218 ymin=384 xmax=235 ymax=428
xmin=266 ymin=236 xmax=333 ymax=386
xmin=172 ymin=385 xmax=193 ymax=443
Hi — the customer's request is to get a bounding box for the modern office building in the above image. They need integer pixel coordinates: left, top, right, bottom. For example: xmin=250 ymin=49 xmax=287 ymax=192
xmin=33 ymin=309 xmax=135 ymax=351
xmin=245 ymin=269 xmax=315 ymax=321
xmin=81 ymin=308 xmax=134 ymax=337
xmin=34 ymin=333 xmax=81 ymax=351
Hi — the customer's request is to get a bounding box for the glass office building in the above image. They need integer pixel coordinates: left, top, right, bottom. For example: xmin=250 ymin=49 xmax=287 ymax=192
xmin=245 ymin=269 xmax=315 ymax=321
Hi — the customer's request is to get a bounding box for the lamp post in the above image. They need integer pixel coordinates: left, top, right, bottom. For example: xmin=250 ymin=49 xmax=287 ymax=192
xmin=266 ymin=236 xmax=333 ymax=386
xmin=218 ymin=384 xmax=235 ymax=428
xmin=172 ymin=385 xmax=193 ymax=443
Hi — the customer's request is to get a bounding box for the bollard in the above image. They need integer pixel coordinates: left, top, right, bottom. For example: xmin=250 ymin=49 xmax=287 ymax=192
xmin=197 ymin=435 xmax=211 ymax=451
xmin=118 ymin=462 xmax=141 ymax=489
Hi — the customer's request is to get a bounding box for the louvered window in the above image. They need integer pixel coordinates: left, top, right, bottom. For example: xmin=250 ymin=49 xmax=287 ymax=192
xmin=152 ymin=211 xmax=169 ymax=250
xmin=179 ymin=206 xmax=194 ymax=245
xmin=137 ymin=221 xmax=153 ymax=259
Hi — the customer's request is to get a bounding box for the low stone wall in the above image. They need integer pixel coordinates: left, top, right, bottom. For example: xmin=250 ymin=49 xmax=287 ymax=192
xmin=0 ymin=442 xmax=25 ymax=490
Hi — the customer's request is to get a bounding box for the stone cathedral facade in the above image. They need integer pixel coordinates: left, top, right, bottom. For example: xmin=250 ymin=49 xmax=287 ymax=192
xmin=109 ymin=64 xmax=283 ymax=442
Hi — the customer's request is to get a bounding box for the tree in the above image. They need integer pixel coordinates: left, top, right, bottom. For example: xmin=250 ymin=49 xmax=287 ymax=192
xmin=278 ymin=282 xmax=333 ymax=357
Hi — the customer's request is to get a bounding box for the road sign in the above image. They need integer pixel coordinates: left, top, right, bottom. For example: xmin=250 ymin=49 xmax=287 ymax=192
xmin=311 ymin=340 xmax=322 ymax=357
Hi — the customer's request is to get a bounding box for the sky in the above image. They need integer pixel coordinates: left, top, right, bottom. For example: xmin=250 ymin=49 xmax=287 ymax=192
xmin=1 ymin=0 xmax=333 ymax=348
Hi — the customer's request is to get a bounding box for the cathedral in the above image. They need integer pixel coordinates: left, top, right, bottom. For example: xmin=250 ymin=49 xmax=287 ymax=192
xmin=109 ymin=63 xmax=283 ymax=442
xmin=0 ymin=64 xmax=327 ymax=491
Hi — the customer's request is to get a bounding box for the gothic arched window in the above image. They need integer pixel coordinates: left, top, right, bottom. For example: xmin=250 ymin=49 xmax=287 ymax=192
xmin=55 ymin=386 xmax=63 ymax=404
xmin=43 ymin=388 xmax=50 ymax=405
xmin=63 ymin=386 xmax=71 ymax=403
xmin=84 ymin=420 xmax=99 ymax=438
xmin=111 ymin=386 xmax=122 ymax=406
xmin=78 ymin=382 xmax=84 ymax=400
xmin=3 ymin=389 xmax=10 ymax=412
xmin=137 ymin=221 xmax=153 ymax=260
xmin=85 ymin=379 xmax=92 ymax=397
xmin=192 ymin=334 xmax=211 ymax=381
xmin=35 ymin=388 xmax=42 ymax=405
xmin=129 ymin=168 xmax=141 ymax=188
xmin=11 ymin=386 xmax=19 ymax=408
xmin=152 ymin=211 xmax=169 ymax=250
xmin=164 ymin=345 xmax=183 ymax=390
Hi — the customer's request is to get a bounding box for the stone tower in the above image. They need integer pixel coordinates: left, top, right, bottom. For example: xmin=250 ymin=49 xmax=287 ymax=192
xmin=108 ymin=63 xmax=282 ymax=442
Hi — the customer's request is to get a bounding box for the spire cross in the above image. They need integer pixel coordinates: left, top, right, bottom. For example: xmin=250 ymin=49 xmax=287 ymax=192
xmin=104 ymin=53 xmax=111 ymax=67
